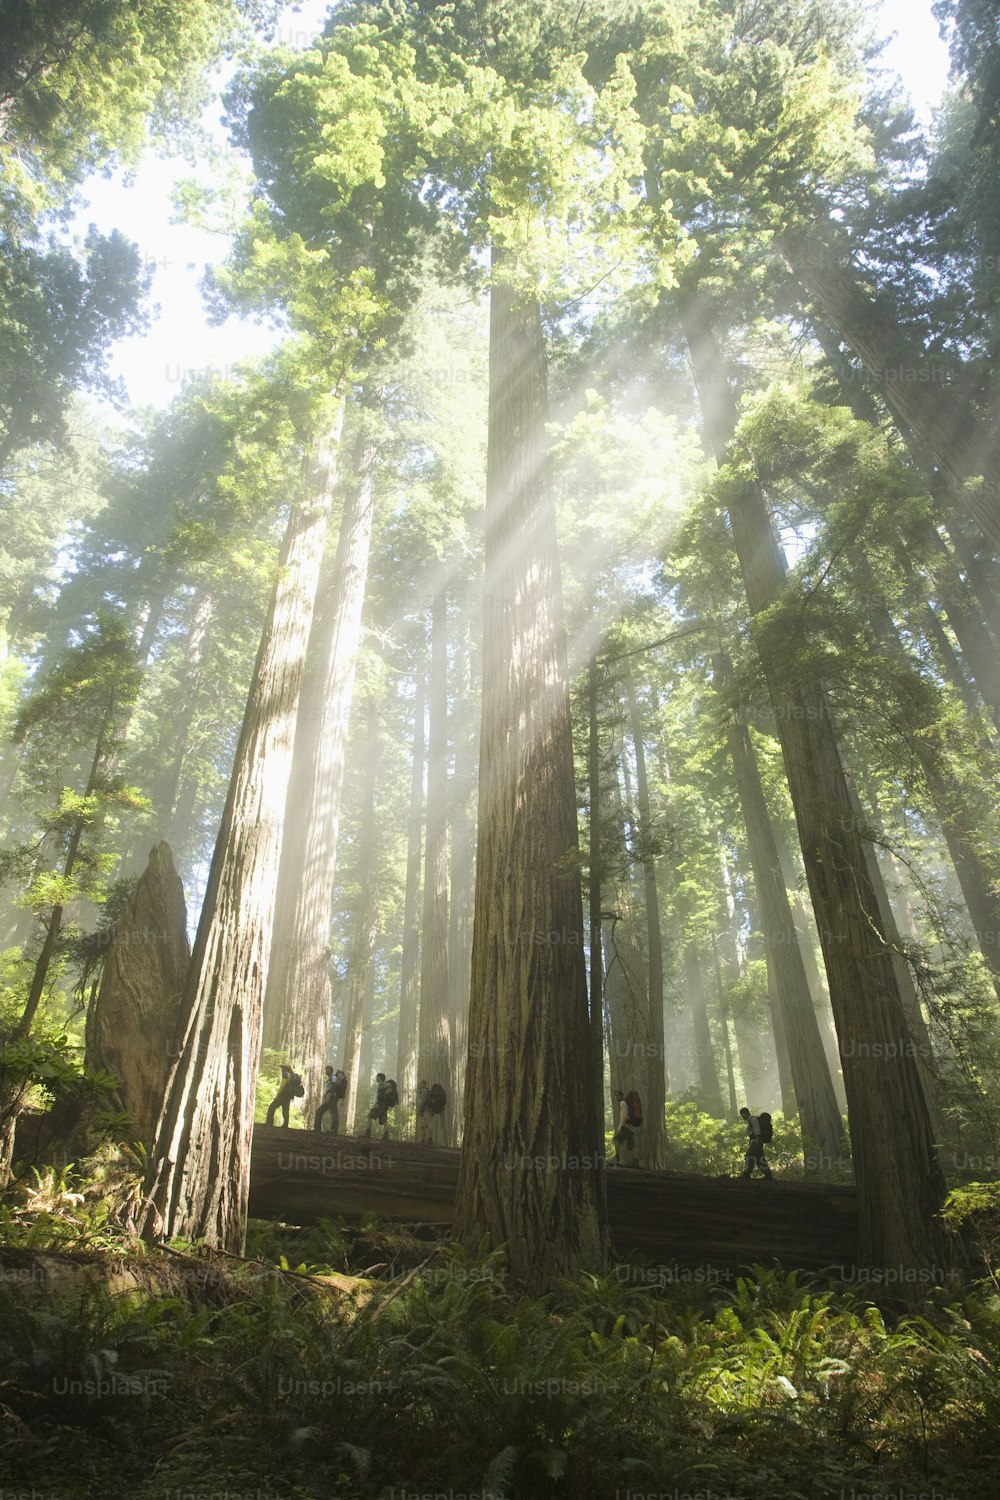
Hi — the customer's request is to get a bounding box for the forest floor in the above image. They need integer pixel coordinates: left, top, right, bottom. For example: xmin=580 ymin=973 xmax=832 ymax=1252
xmin=1 ymin=1163 xmax=999 ymax=1500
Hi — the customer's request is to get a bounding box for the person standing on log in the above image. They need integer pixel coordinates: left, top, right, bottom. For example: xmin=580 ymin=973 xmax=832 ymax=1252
xmin=314 ymin=1066 xmax=343 ymax=1133
xmin=612 ymin=1089 xmax=639 ymax=1167
xmin=416 ymin=1079 xmax=433 ymax=1144
xmin=362 ymin=1072 xmax=396 ymax=1141
xmin=265 ymin=1065 xmax=302 ymax=1128
xmin=738 ymin=1106 xmax=773 ymax=1180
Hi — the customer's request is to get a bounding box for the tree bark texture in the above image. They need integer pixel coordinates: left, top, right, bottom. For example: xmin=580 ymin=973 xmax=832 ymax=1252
xmin=140 ymin=407 xmax=343 ymax=1251
xmin=454 ymin=271 xmax=607 ymax=1289
xmin=263 ymin=410 xmax=379 ymax=1114
xmin=84 ymin=842 xmax=190 ymax=1147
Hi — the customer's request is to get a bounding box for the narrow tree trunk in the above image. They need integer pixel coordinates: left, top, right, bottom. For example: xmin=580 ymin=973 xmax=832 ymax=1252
xmin=341 ymin=696 xmax=381 ymax=1137
xmin=156 ymin=590 xmax=214 ymax=833
xmin=394 ymin=637 xmax=425 ymax=1119
xmin=775 ymin=836 xmax=849 ymax=1113
xmin=685 ymin=944 xmax=726 ymax=1116
xmin=714 ymin=650 xmax=847 ymax=1175
xmin=587 ymin=635 xmax=607 ymax=1162
xmin=262 ymin=409 xmax=379 ymax=1116
xmin=622 ymin=664 xmax=666 ymax=1167
xmin=448 ymin=600 xmax=476 ymax=1141
xmin=454 ymin=268 xmax=607 ymax=1288
xmin=684 ymin=301 xmax=953 ymax=1284
xmin=139 ymin=408 xmax=343 ymax=1250
xmin=418 ymin=588 xmax=451 ymax=1138
xmin=711 ymin=934 xmax=739 ymax=1117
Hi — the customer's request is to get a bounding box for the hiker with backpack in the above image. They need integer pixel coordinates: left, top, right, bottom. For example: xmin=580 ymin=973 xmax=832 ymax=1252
xmin=612 ymin=1088 xmax=642 ymax=1167
xmin=417 ymin=1080 xmax=447 ymax=1145
xmin=314 ymin=1066 xmax=347 ymax=1133
xmin=265 ymin=1064 xmax=304 ymax=1128
xmin=362 ymin=1071 xmax=398 ymax=1141
xmin=738 ymin=1106 xmax=773 ymax=1179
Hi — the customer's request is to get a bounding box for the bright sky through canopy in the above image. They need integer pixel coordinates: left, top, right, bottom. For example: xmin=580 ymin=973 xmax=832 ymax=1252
xmin=73 ymin=0 xmax=953 ymax=414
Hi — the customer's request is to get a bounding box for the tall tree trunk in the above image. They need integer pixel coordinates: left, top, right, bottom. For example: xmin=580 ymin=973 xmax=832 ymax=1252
xmin=454 ymin=268 xmax=607 ymax=1289
xmin=394 ymin=636 xmax=425 ymax=1122
xmin=587 ymin=635 xmax=607 ymax=1161
xmin=448 ymin=599 xmax=476 ymax=1141
xmin=262 ymin=409 xmax=379 ymax=1115
xmin=684 ymin=944 xmax=725 ymax=1116
xmin=418 ymin=588 xmax=452 ymax=1138
xmin=717 ymin=839 xmax=769 ymax=1111
xmin=139 ymin=407 xmax=343 ymax=1250
xmin=711 ymin=934 xmax=739 ymax=1117
xmin=781 ymin=226 xmax=1000 ymax=549
xmin=341 ymin=696 xmax=381 ymax=1137
xmin=775 ymin=836 xmax=848 ymax=1113
xmin=714 ymin=650 xmax=847 ymax=1175
xmin=622 ymin=664 xmax=666 ymax=1167
xmin=155 ymin=590 xmax=214 ymax=834
xmin=684 ymin=300 xmax=954 ymax=1284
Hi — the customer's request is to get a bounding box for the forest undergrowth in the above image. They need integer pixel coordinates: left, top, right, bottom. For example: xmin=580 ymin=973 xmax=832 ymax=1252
xmin=1 ymin=1161 xmax=999 ymax=1500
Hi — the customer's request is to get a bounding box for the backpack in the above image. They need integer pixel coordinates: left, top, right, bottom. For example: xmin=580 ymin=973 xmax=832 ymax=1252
xmin=625 ymin=1090 xmax=643 ymax=1128
xmin=428 ymin=1083 xmax=447 ymax=1115
xmin=289 ymin=1072 xmax=304 ymax=1098
xmin=757 ymin=1112 xmax=773 ymax=1143
xmin=383 ymin=1078 xmax=399 ymax=1108
xmin=334 ymin=1070 xmax=348 ymax=1100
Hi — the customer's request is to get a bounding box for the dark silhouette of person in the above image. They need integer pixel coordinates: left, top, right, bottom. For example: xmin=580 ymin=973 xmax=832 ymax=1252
xmin=266 ymin=1064 xmax=298 ymax=1128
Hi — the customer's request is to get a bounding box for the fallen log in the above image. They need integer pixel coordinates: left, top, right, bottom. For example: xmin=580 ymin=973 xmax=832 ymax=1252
xmin=249 ymin=1126 xmax=859 ymax=1276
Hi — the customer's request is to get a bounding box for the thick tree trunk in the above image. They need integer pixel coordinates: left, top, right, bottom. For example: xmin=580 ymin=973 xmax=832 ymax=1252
xmin=262 ymin=410 xmax=378 ymax=1115
xmin=418 ymin=588 xmax=452 ymax=1138
xmin=714 ymin=650 xmax=847 ymax=1175
xmin=684 ymin=301 xmax=954 ymax=1285
xmin=84 ymin=843 xmax=190 ymax=1147
xmin=139 ymin=409 xmax=342 ymax=1251
xmin=454 ymin=270 xmax=607 ymax=1289
xmin=782 ymin=226 xmax=1000 ymax=550
xmin=622 ymin=665 xmax=666 ymax=1167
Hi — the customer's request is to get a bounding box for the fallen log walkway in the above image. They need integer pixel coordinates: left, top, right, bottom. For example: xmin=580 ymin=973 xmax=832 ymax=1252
xmin=249 ymin=1125 xmax=860 ymax=1276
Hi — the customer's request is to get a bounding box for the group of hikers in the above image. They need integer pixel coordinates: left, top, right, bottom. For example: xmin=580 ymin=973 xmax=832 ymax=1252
xmin=266 ymin=1066 xmax=775 ymax=1176
xmin=612 ymin=1090 xmax=774 ymax=1177
xmin=264 ymin=1064 xmax=448 ymax=1142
